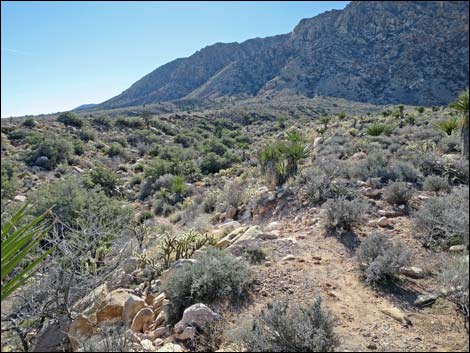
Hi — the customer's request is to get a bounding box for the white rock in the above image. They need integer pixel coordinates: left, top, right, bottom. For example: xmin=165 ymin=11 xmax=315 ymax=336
xmin=174 ymin=303 xmax=222 ymax=334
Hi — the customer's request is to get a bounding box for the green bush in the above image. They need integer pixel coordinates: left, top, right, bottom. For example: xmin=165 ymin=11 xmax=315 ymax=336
xmin=235 ymin=298 xmax=338 ymax=352
xmin=163 ymin=248 xmax=253 ymax=324
xmin=366 ymin=123 xmax=393 ymax=136
xmin=30 ymin=177 xmax=133 ymax=232
xmin=357 ymin=233 xmax=412 ymax=284
xmin=57 ymin=112 xmax=84 ymax=128
xmin=27 ymin=134 xmax=73 ymax=170
xmin=1 ymin=161 xmax=17 ymax=200
xmin=115 ymin=116 xmax=144 ymax=129
xmin=83 ymin=165 xmax=121 ymax=196
xmin=434 ymin=117 xmax=459 ymax=136
xmin=106 ymin=143 xmax=127 ymax=159
xmin=22 ymin=117 xmax=37 ymax=128
xmin=79 ymin=129 xmax=96 ymax=142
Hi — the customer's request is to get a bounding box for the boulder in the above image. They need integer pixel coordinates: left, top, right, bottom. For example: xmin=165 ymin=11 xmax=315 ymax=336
xmin=225 ymin=206 xmax=238 ymax=220
xmin=282 ymin=254 xmax=298 ymax=261
xmin=399 ymin=266 xmax=425 ymax=279
xmin=414 ymin=293 xmax=438 ymax=307
xmin=156 ymin=343 xmax=184 ymax=352
xmin=140 ymin=339 xmax=154 ymax=351
xmin=152 ymin=293 xmax=166 ymax=314
xmin=123 ymin=296 xmax=146 ymax=326
xmin=174 ymin=303 xmax=222 ymax=334
xmin=72 ymin=283 xmax=109 ymax=315
xmin=150 ymin=326 xmax=169 ymax=340
xmin=381 ymin=307 xmax=412 ymax=326
xmin=449 ymin=245 xmax=466 ymax=253
xmin=175 ymin=326 xmax=197 ymax=341
xmin=96 ymin=289 xmax=140 ymax=325
xmin=154 ymin=310 xmax=167 ymax=327
xmin=13 ymin=195 xmax=27 ymax=202
xmin=68 ymin=315 xmax=95 ymax=351
xmin=377 ymin=217 xmax=391 ymax=227
xmin=130 ymin=307 xmax=155 ymax=333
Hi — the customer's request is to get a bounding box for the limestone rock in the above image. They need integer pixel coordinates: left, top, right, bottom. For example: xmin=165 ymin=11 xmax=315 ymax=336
xmin=123 ymin=296 xmax=146 ymax=326
xmin=130 ymin=307 xmax=155 ymax=333
xmin=381 ymin=307 xmax=412 ymax=326
xmin=399 ymin=266 xmax=425 ymax=279
xmin=156 ymin=343 xmax=184 ymax=352
xmin=96 ymin=289 xmax=140 ymax=325
xmin=174 ymin=303 xmax=222 ymax=334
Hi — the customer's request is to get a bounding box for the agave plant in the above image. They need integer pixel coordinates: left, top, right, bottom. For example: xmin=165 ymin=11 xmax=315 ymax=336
xmin=1 ymin=204 xmax=54 ymax=301
xmin=434 ymin=117 xmax=459 ymax=136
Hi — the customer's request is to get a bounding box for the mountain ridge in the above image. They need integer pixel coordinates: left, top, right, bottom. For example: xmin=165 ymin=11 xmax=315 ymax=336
xmin=98 ymin=1 xmax=469 ymax=110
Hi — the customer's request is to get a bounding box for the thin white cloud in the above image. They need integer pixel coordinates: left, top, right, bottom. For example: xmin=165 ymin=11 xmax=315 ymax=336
xmin=1 ymin=47 xmax=33 ymax=56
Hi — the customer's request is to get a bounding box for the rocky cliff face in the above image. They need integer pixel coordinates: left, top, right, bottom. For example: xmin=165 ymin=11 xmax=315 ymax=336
xmin=99 ymin=1 xmax=469 ymax=109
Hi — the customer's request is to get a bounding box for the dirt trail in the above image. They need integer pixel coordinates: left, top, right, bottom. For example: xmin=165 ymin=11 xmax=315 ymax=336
xmin=229 ymin=207 xmax=468 ymax=352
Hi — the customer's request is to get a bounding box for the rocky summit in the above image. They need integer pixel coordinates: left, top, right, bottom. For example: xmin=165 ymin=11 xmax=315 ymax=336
xmin=99 ymin=1 xmax=469 ymax=109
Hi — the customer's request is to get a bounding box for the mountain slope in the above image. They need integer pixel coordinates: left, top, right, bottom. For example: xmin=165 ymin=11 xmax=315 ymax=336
xmin=98 ymin=1 xmax=469 ymax=109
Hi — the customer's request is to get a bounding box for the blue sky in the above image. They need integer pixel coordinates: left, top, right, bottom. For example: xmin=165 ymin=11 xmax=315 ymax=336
xmin=1 ymin=1 xmax=349 ymax=117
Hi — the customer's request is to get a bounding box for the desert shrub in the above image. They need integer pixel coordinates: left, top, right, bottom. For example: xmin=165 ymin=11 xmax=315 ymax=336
xmin=79 ymin=128 xmax=96 ymax=142
xmin=30 ymin=176 xmax=133 ymax=232
xmin=1 ymin=160 xmax=17 ymax=200
xmin=259 ymin=132 xmax=308 ymax=187
xmin=174 ymin=133 xmax=193 ymax=148
xmin=357 ymin=233 xmax=412 ymax=284
xmin=383 ymin=181 xmax=413 ymax=206
xmin=26 ymin=134 xmax=73 ymax=170
xmin=150 ymin=119 xmax=176 ymax=135
xmin=83 ymin=165 xmax=121 ymax=196
xmin=423 ymin=175 xmax=449 ymax=193
xmin=322 ymin=197 xmax=369 ymax=235
xmin=235 ymin=298 xmax=338 ymax=352
xmin=193 ymin=321 xmax=226 ymax=352
xmin=202 ymin=189 xmax=220 ymax=213
xmin=57 ymin=112 xmax=84 ymax=128
xmin=413 ymin=186 xmax=469 ymax=249
xmin=242 ymin=247 xmax=267 ymax=265
xmin=366 ymin=123 xmax=393 ymax=136
xmin=438 ymin=255 xmax=469 ymax=330
xmin=389 ymin=160 xmax=422 ymax=183
xmin=217 ymin=179 xmax=247 ymax=212
xmin=22 ymin=117 xmax=37 ymax=128
xmin=435 ymin=117 xmax=459 ymax=136
xmin=416 ymin=107 xmax=425 ymax=114
xmin=92 ymin=115 xmax=112 ymax=129
xmin=438 ymin=134 xmax=461 ymax=154
xmin=115 ymin=116 xmax=144 ymax=129
xmin=106 ymin=142 xmax=127 ymax=159
xmin=73 ymin=140 xmax=85 ymax=155
xmin=127 ymin=130 xmax=160 ymax=146
xmin=163 ymin=248 xmax=253 ymax=324
xmin=200 ymin=152 xmax=230 ymax=175
xmin=443 ymin=158 xmax=469 ymax=185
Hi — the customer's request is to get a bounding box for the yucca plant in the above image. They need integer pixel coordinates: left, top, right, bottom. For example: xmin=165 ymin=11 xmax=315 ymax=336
xmin=1 ymin=204 xmax=54 ymax=301
xmin=449 ymin=88 xmax=469 ymax=158
xmin=434 ymin=117 xmax=459 ymax=136
xmin=366 ymin=123 xmax=391 ymax=136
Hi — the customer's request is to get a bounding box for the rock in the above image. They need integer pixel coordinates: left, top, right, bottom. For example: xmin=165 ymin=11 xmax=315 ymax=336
xmin=399 ymin=266 xmax=425 ymax=279
xmin=96 ymin=289 xmax=140 ymax=325
xmin=367 ymin=342 xmax=378 ymax=350
xmin=140 ymin=339 xmax=154 ymax=351
xmin=449 ymin=245 xmax=466 ymax=253
xmin=282 ymin=254 xmax=297 ymax=261
xmin=150 ymin=326 xmax=169 ymax=340
xmin=123 ymin=296 xmax=146 ymax=326
xmin=33 ymin=316 xmax=71 ymax=352
xmin=72 ymin=283 xmax=109 ymax=315
xmin=68 ymin=314 xmax=95 ymax=350
xmin=34 ymin=156 xmax=49 ymax=168
xmin=156 ymin=343 xmax=184 ymax=352
xmin=73 ymin=166 xmax=85 ymax=173
xmin=13 ymin=195 xmax=27 ymax=202
xmin=130 ymin=307 xmax=155 ymax=333
xmin=414 ymin=293 xmax=438 ymax=307
xmin=176 ymin=326 xmax=197 ymax=341
xmin=154 ymin=310 xmax=167 ymax=327
xmin=265 ymin=221 xmax=280 ymax=231
xmin=377 ymin=217 xmax=391 ymax=227
xmin=225 ymin=206 xmax=238 ymax=220
xmin=381 ymin=307 xmax=412 ymax=326
xmin=152 ymin=293 xmax=166 ymax=314
xmin=174 ymin=303 xmax=222 ymax=334
xmin=351 ymin=151 xmax=367 ymax=160
xmin=313 ymin=137 xmax=324 ymax=148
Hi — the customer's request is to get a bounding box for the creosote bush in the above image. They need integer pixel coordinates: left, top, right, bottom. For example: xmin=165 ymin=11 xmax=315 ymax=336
xmin=163 ymin=248 xmax=253 ymax=324
xmin=235 ymin=298 xmax=338 ymax=352
xmin=423 ymin=175 xmax=449 ymax=193
xmin=57 ymin=112 xmax=84 ymax=128
xmin=357 ymin=233 xmax=412 ymax=284
xmin=26 ymin=134 xmax=73 ymax=170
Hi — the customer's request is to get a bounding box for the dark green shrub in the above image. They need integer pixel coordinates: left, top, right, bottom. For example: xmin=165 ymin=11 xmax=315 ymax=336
xmin=27 ymin=134 xmax=73 ymax=170
xmin=22 ymin=117 xmax=37 ymax=128
xmin=163 ymin=248 xmax=253 ymax=324
xmin=84 ymin=165 xmax=121 ymax=196
xmin=1 ymin=161 xmax=17 ymax=200
xmin=235 ymin=298 xmax=338 ymax=352
xmin=107 ymin=143 xmax=127 ymax=159
xmin=115 ymin=116 xmax=144 ymax=129
xmin=57 ymin=112 xmax=84 ymax=128
xmin=79 ymin=129 xmax=96 ymax=142
xmin=366 ymin=123 xmax=393 ymax=136
xmin=434 ymin=117 xmax=459 ymax=136
xmin=357 ymin=233 xmax=412 ymax=284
